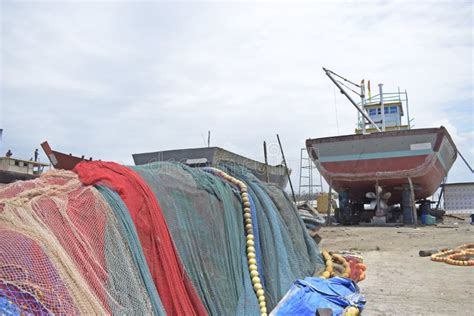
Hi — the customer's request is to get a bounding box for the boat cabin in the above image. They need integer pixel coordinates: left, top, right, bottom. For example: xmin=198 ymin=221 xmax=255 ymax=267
xmin=356 ymin=90 xmax=410 ymax=134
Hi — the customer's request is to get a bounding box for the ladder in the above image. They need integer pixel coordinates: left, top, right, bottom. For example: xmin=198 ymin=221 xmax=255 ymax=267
xmin=298 ymin=148 xmax=323 ymax=206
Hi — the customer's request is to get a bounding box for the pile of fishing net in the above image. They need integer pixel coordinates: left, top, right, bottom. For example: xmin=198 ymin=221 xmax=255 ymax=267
xmin=0 ymin=160 xmax=325 ymax=315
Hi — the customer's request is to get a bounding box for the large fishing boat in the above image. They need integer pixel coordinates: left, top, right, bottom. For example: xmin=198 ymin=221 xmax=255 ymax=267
xmin=306 ymin=68 xmax=457 ymax=224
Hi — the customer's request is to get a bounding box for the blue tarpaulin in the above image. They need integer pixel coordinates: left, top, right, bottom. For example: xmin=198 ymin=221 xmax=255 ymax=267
xmin=271 ymin=277 xmax=366 ymax=315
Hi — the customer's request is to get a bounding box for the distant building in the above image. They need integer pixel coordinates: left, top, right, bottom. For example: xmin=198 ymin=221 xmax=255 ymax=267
xmin=443 ymin=182 xmax=474 ymax=214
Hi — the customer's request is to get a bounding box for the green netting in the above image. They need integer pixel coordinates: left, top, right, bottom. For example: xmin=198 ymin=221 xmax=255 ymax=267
xmin=96 ymin=185 xmax=165 ymax=315
xmin=219 ymin=163 xmax=324 ymax=308
xmin=131 ymin=162 xmax=324 ymax=314
xmin=132 ymin=162 xmax=259 ymax=315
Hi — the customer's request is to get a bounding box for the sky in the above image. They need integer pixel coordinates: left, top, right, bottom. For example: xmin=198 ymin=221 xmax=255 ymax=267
xmin=1 ymin=0 xmax=473 ymax=193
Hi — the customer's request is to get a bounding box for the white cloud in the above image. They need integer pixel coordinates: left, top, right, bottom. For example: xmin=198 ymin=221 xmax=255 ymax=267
xmin=1 ymin=0 xmax=473 ymax=189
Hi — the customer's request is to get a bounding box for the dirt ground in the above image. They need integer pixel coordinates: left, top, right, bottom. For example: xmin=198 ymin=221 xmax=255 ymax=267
xmin=318 ymin=215 xmax=473 ymax=316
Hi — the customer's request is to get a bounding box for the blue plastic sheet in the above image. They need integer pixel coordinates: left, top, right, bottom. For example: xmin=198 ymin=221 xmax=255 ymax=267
xmin=272 ymin=277 xmax=366 ymax=316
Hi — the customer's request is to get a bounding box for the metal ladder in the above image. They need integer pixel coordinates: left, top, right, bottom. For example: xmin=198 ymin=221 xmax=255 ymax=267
xmin=298 ymin=148 xmax=323 ymax=206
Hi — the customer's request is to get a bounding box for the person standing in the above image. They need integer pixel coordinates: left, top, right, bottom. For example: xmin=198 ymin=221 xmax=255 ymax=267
xmin=34 ymin=149 xmax=39 ymax=162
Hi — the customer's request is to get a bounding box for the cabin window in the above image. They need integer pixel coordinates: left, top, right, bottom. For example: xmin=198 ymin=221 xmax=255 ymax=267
xmin=377 ymin=108 xmax=381 ymax=115
xmin=369 ymin=108 xmax=377 ymax=116
xmin=384 ymin=107 xmax=389 ymax=114
xmin=390 ymin=106 xmax=398 ymax=114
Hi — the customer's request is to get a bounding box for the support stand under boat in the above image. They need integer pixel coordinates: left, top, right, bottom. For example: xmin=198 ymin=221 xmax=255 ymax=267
xmin=336 ymin=191 xmax=362 ymax=225
xmin=401 ymin=184 xmax=417 ymax=225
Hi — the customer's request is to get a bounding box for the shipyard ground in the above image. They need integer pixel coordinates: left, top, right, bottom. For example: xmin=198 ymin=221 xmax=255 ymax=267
xmin=319 ymin=215 xmax=473 ymax=316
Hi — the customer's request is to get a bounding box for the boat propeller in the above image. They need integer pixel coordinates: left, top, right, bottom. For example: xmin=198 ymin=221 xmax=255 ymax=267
xmin=366 ymin=186 xmax=391 ymax=215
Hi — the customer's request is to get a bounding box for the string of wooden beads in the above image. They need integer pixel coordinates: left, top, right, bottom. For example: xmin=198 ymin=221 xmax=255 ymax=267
xmin=320 ymin=250 xmax=351 ymax=279
xmin=431 ymin=244 xmax=474 ymax=266
xmin=208 ymin=168 xmax=267 ymax=316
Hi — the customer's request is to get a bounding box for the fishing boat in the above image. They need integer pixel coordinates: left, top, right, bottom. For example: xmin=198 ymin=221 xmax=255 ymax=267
xmin=0 ymin=157 xmax=49 ymax=184
xmin=133 ymin=147 xmax=289 ymax=188
xmin=41 ymin=141 xmax=289 ymax=188
xmin=306 ymin=68 xmax=457 ymax=224
xmin=41 ymin=141 xmax=94 ymax=170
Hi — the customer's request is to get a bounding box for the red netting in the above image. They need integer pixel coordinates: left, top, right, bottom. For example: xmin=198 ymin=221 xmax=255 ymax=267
xmin=73 ymin=161 xmax=207 ymax=315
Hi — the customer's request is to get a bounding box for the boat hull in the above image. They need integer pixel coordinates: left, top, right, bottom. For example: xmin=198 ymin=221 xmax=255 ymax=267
xmin=41 ymin=141 xmax=89 ymax=170
xmin=133 ymin=147 xmax=289 ymax=188
xmin=306 ymin=127 xmax=457 ymax=204
xmin=0 ymin=170 xmax=37 ymax=184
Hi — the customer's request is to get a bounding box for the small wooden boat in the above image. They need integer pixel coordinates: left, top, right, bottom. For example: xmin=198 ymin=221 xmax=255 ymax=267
xmin=41 ymin=141 xmax=93 ymax=170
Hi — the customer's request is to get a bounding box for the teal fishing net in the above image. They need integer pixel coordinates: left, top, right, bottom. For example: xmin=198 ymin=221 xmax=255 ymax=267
xmin=133 ymin=162 xmax=259 ymax=315
xmin=96 ymin=185 xmax=165 ymax=315
xmin=220 ymin=164 xmax=324 ymax=308
xmin=132 ymin=162 xmax=324 ymax=314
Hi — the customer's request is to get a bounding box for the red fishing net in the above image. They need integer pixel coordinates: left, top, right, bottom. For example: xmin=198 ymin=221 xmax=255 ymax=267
xmin=73 ymin=161 xmax=207 ymax=315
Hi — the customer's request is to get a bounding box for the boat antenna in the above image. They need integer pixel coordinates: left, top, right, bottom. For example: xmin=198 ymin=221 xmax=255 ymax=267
xmin=323 ymin=67 xmax=381 ymax=132
xmin=276 ymin=134 xmax=297 ymax=203
xmin=333 ymin=87 xmax=340 ymax=135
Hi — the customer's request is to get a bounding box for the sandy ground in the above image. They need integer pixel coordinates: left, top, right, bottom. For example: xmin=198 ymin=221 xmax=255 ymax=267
xmin=318 ymin=215 xmax=473 ymax=316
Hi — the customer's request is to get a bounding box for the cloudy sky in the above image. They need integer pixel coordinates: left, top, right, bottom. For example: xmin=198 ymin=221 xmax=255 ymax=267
xmin=1 ymin=0 xmax=473 ymax=191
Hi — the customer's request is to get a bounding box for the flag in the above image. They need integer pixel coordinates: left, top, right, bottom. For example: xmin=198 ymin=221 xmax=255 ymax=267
xmin=367 ymin=80 xmax=372 ymax=99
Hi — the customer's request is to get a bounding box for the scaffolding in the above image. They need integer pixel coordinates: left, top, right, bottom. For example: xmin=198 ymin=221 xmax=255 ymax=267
xmin=298 ymin=148 xmax=323 ymax=206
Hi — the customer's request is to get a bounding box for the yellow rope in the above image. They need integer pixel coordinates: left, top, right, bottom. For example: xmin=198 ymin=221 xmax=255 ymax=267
xmin=320 ymin=250 xmax=359 ymax=316
xmin=431 ymin=243 xmax=474 ymax=266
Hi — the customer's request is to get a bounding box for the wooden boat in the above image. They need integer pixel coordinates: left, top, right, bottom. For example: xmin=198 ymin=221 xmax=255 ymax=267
xmin=133 ymin=147 xmax=289 ymax=188
xmin=41 ymin=142 xmax=289 ymax=188
xmin=306 ymin=126 xmax=457 ymax=203
xmin=41 ymin=141 xmax=93 ymax=170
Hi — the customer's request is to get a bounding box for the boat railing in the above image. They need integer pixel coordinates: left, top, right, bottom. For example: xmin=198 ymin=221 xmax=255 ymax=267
xmin=361 ymin=91 xmax=408 ymax=106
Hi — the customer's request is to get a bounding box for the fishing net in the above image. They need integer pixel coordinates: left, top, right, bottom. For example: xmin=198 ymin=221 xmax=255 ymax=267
xmin=133 ymin=162 xmax=260 ymax=315
xmin=132 ymin=162 xmax=325 ymax=313
xmin=219 ymin=164 xmax=324 ymax=308
xmin=0 ymin=170 xmax=160 ymax=315
xmin=1 ymin=160 xmax=324 ymax=315
xmin=73 ymin=161 xmax=207 ymax=316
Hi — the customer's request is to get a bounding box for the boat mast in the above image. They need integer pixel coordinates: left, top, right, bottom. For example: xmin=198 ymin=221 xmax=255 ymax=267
xmin=360 ymin=80 xmax=366 ymax=134
xmin=405 ymin=89 xmax=411 ymax=129
xmin=323 ymin=67 xmax=381 ymax=132
xmin=379 ymin=83 xmax=386 ymax=131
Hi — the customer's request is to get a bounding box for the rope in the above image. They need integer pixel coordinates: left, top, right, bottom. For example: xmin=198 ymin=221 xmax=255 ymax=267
xmin=431 ymin=243 xmax=474 ymax=266
xmin=319 ymin=250 xmax=351 ymax=279
xmin=327 ymin=69 xmax=361 ymax=88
